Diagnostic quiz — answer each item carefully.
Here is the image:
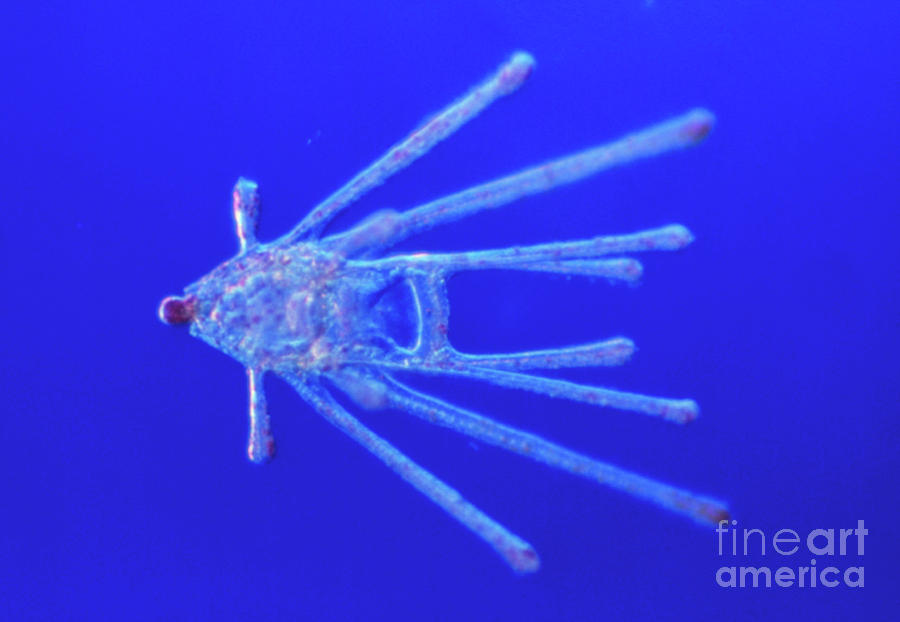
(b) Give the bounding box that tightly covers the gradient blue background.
[3,2,897,620]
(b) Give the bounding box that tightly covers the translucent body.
[159,52,728,572]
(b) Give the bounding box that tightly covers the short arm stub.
[247,368,275,463]
[233,177,261,253]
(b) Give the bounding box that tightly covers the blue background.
[3,1,897,620]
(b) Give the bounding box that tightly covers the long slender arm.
[354,224,693,272]
[353,370,728,526]
[328,109,713,252]
[344,224,693,280]
[283,375,540,573]
[354,253,645,282]
[287,52,536,241]
[353,338,636,371]
[443,337,636,370]
[372,359,699,424]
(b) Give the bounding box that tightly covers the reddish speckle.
[679,111,715,143]
[158,55,724,573]
[624,260,643,279]
[497,52,535,92]
[248,436,276,464]
[505,545,540,573]
[158,295,196,325]
[702,505,732,525]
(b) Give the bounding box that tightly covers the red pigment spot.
[625,261,642,279]
[508,546,540,573]
[158,295,196,325]
[704,506,732,525]
[499,57,533,90]
[680,114,714,142]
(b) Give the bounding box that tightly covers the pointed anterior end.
[680,108,716,143]
[157,295,196,325]
[497,51,536,93]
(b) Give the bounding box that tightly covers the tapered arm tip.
[680,108,715,143]
[499,52,536,93]
[503,542,541,574]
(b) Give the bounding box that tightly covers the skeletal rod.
[374,360,700,425]
[290,52,536,241]
[246,367,275,463]
[232,177,261,253]
[346,338,636,380]
[347,370,728,526]
[326,110,713,254]
[357,224,694,271]
[285,376,541,573]
[385,109,712,246]
[361,255,644,281]
[347,224,695,280]
[441,337,637,370]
